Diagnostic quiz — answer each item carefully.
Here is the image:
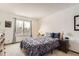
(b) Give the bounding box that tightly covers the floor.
[5,43,79,56]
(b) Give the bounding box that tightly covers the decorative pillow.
[44,32,51,37]
[51,32,60,39]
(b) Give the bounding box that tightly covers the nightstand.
[58,39,69,53]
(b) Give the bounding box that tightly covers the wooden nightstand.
[58,39,69,53]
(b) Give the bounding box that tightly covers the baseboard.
[69,49,79,54]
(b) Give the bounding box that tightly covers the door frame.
[13,18,32,43]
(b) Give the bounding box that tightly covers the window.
[16,20,23,35]
[24,21,31,36]
[15,19,31,36]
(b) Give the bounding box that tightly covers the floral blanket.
[20,36,59,56]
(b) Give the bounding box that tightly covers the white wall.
[0,10,39,44]
[32,19,41,37]
[39,5,79,52]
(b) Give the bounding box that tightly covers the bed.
[20,33,61,56]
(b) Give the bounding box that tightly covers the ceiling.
[0,3,78,19]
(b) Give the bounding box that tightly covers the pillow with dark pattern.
[51,33,60,39]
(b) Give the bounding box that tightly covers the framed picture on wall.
[5,21,12,28]
[74,15,79,31]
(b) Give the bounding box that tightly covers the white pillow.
[44,32,51,37]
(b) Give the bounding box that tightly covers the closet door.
[5,20,14,44]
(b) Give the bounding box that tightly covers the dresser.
[0,33,5,56]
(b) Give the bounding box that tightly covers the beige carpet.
[5,43,79,56]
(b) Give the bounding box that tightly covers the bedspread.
[20,36,59,56]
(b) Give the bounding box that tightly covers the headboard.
[60,32,64,40]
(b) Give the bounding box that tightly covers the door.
[14,19,32,42]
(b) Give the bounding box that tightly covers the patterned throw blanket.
[20,36,59,56]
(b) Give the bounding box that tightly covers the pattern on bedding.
[20,36,60,56]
